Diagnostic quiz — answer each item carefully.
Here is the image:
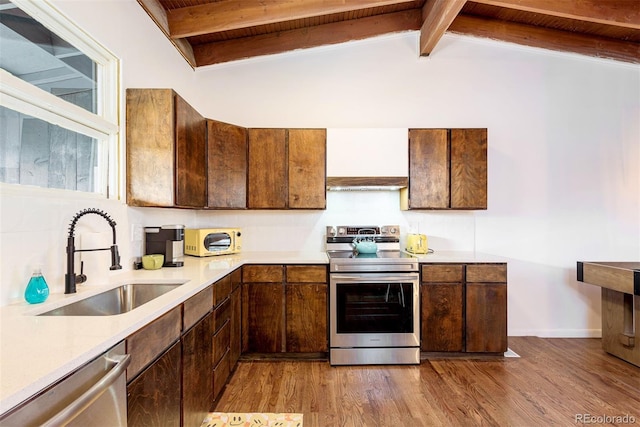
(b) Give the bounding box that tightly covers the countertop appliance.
[144,225,184,267]
[406,233,428,254]
[326,225,420,365]
[0,341,129,426]
[184,228,242,257]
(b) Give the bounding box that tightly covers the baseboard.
[508,329,601,338]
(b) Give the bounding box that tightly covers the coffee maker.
[144,225,184,267]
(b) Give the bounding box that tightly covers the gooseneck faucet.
[65,208,122,294]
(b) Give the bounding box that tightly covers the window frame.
[0,0,120,198]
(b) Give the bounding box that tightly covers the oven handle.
[331,274,418,282]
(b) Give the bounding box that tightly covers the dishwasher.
[0,341,130,427]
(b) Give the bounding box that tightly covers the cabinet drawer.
[183,286,213,331]
[214,297,231,332]
[421,264,464,283]
[213,319,230,367]
[212,349,230,400]
[286,265,327,283]
[466,264,507,283]
[243,265,284,283]
[230,268,242,290]
[126,306,181,381]
[214,275,232,307]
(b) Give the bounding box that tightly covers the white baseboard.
[508,329,601,338]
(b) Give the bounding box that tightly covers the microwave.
[184,228,242,257]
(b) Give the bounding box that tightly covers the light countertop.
[0,250,503,414]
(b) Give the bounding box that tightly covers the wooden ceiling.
[137,0,640,68]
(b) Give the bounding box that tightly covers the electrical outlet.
[131,224,143,241]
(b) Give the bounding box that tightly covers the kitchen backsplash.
[0,186,475,306]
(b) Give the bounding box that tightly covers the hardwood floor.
[214,337,640,426]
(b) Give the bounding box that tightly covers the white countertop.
[0,249,502,414]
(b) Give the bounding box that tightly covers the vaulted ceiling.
[137,0,640,68]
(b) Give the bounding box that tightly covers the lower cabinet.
[126,307,182,427]
[126,270,243,426]
[212,269,242,402]
[421,263,507,353]
[182,312,213,427]
[242,264,328,355]
[127,342,182,427]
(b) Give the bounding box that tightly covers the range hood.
[326,176,408,191]
[327,128,408,191]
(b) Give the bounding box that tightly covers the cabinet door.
[465,264,507,353]
[285,283,328,352]
[230,286,242,367]
[174,94,207,208]
[127,342,181,427]
[207,120,247,209]
[242,282,284,352]
[182,313,213,427]
[126,89,175,207]
[248,128,287,208]
[421,283,464,352]
[288,129,326,209]
[451,129,487,209]
[408,129,449,209]
[421,264,464,352]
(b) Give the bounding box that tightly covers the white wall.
[1,0,638,338]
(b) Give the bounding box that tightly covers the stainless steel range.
[326,225,420,365]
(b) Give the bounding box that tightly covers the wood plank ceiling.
[138,0,640,68]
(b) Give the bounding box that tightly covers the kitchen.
[0,0,639,426]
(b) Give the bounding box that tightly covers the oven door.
[330,272,420,348]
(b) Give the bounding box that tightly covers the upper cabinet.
[207,120,247,209]
[402,128,487,210]
[126,89,207,208]
[248,128,326,209]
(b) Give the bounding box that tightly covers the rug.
[201,412,303,427]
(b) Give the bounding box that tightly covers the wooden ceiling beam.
[193,9,422,66]
[136,0,196,68]
[167,0,418,39]
[449,14,640,64]
[472,0,640,29]
[419,0,467,56]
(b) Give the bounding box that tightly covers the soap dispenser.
[25,268,49,304]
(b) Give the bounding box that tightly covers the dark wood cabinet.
[247,128,326,209]
[229,269,242,366]
[242,264,328,355]
[212,270,241,402]
[182,313,213,427]
[126,88,206,208]
[127,342,181,427]
[465,264,508,353]
[285,265,328,353]
[288,129,326,209]
[248,128,287,209]
[207,119,247,209]
[420,263,507,354]
[242,265,284,353]
[421,264,464,352]
[402,128,487,210]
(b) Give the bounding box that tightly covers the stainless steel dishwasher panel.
[0,341,130,427]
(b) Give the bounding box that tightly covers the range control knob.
[337,227,346,236]
[326,226,337,237]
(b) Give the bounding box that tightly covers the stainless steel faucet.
[65,208,122,294]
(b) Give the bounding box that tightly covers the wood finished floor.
[214,337,640,426]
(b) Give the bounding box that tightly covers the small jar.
[25,269,50,304]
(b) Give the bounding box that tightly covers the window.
[0,0,119,197]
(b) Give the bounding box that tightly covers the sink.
[39,283,183,316]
